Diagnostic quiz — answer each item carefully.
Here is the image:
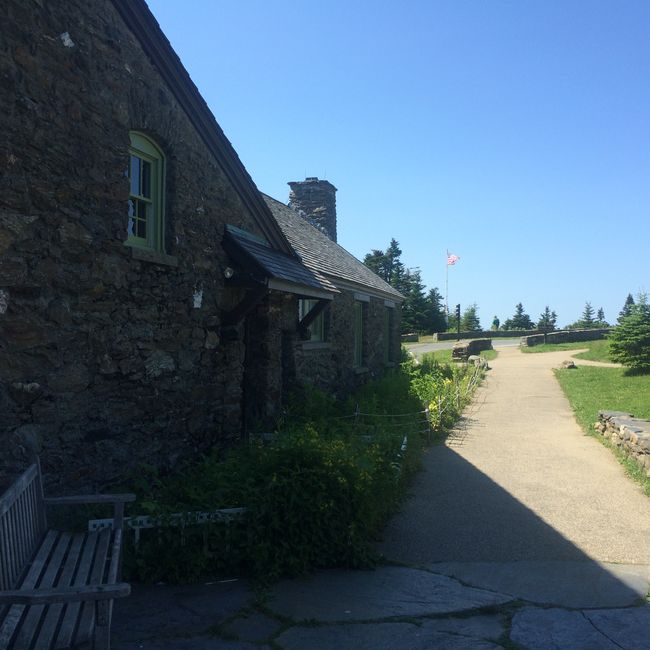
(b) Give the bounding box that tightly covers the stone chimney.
[288,177,338,242]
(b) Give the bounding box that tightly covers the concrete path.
[113,347,650,649]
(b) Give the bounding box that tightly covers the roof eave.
[110,0,294,256]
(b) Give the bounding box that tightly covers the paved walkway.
[113,348,650,649]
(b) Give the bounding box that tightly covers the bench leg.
[93,600,112,650]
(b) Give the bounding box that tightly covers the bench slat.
[0,530,58,648]
[15,532,72,648]
[55,528,110,649]
[34,533,84,648]
[76,528,112,646]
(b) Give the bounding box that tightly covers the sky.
[147,0,649,328]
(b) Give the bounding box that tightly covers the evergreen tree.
[424,287,447,333]
[537,306,557,331]
[508,303,534,330]
[595,307,609,327]
[461,303,481,331]
[362,238,405,286]
[610,295,650,371]
[580,301,595,328]
[618,293,635,323]
[400,268,429,332]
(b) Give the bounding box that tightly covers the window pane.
[137,214,147,238]
[127,216,135,237]
[130,155,140,196]
[141,160,151,198]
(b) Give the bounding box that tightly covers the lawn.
[555,365,650,494]
[523,339,611,362]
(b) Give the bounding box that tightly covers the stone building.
[0,0,402,490]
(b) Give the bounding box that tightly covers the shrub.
[122,360,485,584]
[609,301,650,371]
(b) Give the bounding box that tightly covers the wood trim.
[110,0,294,256]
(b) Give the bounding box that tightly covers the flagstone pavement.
[113,347,650,649]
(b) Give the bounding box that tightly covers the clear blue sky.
[147,0,649,327]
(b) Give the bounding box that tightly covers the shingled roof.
[263,195,403,302]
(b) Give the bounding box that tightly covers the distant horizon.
[147,0,649,327]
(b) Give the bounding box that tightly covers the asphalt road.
[406,337,522,358]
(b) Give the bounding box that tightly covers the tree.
[504,303,534,330]
[537,306,557,331]
[400,268,429,333]
[609,295,650,371]
[362,238,404,286]
[618,293,635,324]
[461,303,481,331]
[424,287,447,333]
[580,301,596,328]
[595,307,609,327]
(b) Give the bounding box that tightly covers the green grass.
[555,365,650,494]
[522,339,611,362]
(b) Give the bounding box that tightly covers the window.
[127,132,164,251]
[298,299,325,342]
[384,307,394,362]
[353,301,364,367]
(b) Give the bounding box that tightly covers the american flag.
[447,253,460,266]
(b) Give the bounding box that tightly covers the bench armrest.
[0,583,131,605]
[44,494,136,506]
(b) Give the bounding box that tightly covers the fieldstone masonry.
[288,178,338,242]
[595,411,650,476]
[0,0,276,490]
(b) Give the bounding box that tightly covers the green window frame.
[353,301,364,367]
[384,307,394,363]
[299,299,325,342]
[127,132,165,251]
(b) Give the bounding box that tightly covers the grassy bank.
[555,365,650,494]
[523,339,610,362]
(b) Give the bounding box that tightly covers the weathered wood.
[0,583,130,605]
[44,493,136,505]
[0,462,132,649]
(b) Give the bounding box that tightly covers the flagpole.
[445,249,449,323]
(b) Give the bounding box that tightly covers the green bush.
[123,361,484,584]
[609,302,650,372]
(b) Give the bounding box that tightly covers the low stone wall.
[595,411,650,476]
[452,338,492,360]
[435,330,539,341]
[522,329,610,347]
[401,333,419,343]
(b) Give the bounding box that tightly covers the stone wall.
[451,339,493,360]
[0,0,273,490]
[522,329,610,347]
[595,411,650,476]
[435,330,542,341]
[292,292,400,395]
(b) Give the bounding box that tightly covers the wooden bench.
[0,461,135,649]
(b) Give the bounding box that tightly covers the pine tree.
[610,296,650,371]
[537,306,557,331]
[509,303,534,329]
[618,293,635,323]
[424,287,447,333]
[461,303,481,331]
[580,302,595,328]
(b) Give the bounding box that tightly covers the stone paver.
[268,566,512,622]
[430,560,650,608]
[277,620,503,650]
